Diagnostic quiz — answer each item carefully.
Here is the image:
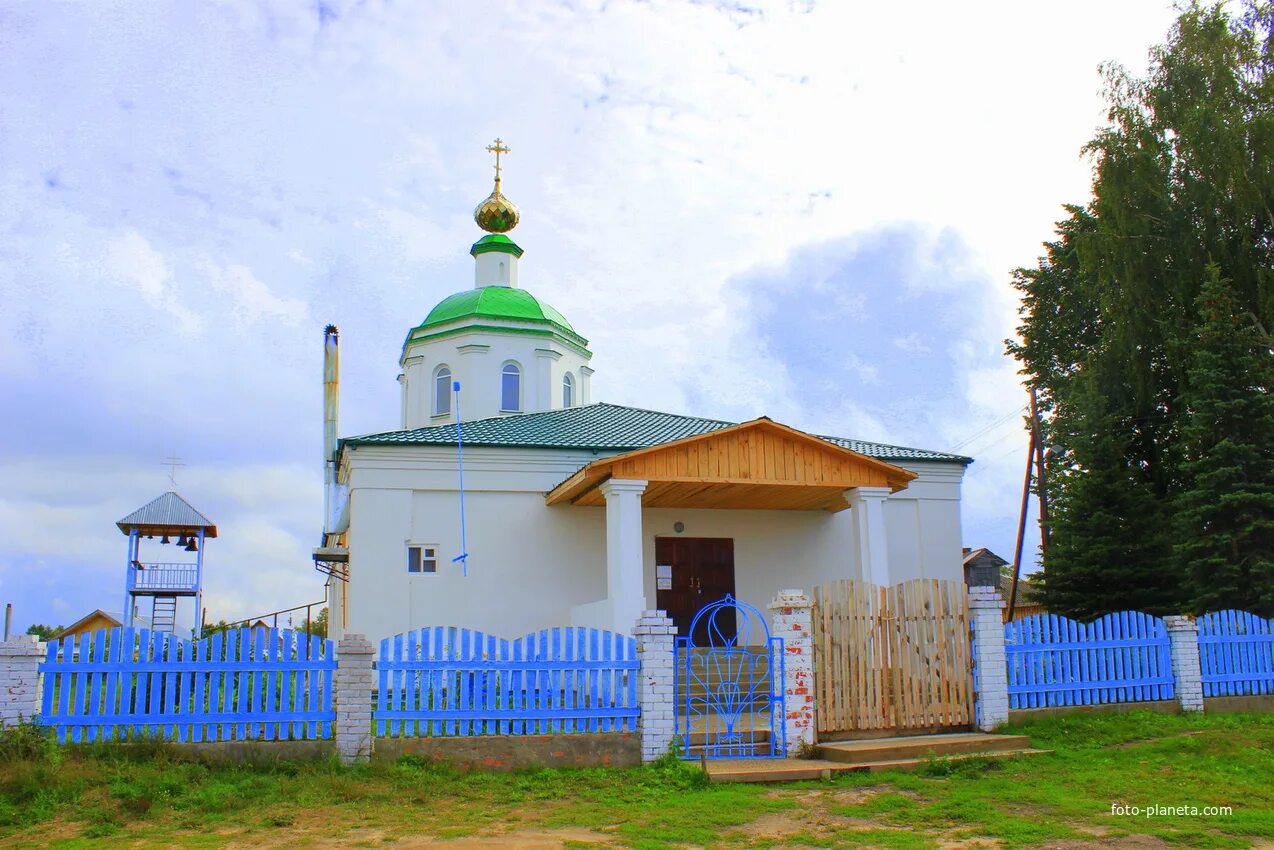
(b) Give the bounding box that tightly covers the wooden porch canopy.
[545,418,917,512]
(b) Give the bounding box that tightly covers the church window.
[501,363,521,412]
[434,366,452,416]
[407,545,438,574]
[562,372,574,408]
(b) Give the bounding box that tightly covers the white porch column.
[601,478,648,633]
[847,486,892,585]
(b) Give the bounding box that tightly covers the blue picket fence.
[1198,610,1274,697]
[375,626,639,737]
[38,627,336,743]
[1004,612,1175,709]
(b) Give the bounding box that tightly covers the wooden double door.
[655,537,736,644]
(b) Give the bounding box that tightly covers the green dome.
[421,287,575,333]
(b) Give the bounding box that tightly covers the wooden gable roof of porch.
[544,417,917,513]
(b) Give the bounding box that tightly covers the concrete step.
[706,747,1048,783]
[816,732,1032,765]
[684,729,770,747]
[686,742,775,758]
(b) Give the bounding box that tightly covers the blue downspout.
[451,380,469,576]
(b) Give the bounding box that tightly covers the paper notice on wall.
[656,564,672,590]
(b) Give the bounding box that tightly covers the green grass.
[1,711,1272,848]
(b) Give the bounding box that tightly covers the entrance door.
[655,537,736,644]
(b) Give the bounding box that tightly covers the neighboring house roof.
[962,547,1009,568]
[343,402,974,465]
[962,546,1042,602]
[117,491,218,537]
[56,609,152,639]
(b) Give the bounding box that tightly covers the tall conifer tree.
[1174,268,1274,616]
[1008,3,1274,617]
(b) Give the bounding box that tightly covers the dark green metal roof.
[343,403,973,464]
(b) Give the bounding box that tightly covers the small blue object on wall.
[452,380,470,576]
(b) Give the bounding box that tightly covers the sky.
[0,0,1185,632]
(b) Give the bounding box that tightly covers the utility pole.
[1029,386,1051,553]
[1008,386,1050,620]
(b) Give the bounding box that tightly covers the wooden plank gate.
[812,579,974,735]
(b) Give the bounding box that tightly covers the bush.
[0,721,60,766]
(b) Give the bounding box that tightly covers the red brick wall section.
[770,589,814,755]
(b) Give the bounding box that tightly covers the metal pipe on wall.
[323,324,340,535]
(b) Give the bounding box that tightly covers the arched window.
[501,362,521,412]
[434,366,452,416]
[562,372,574,408]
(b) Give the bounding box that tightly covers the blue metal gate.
[676,595,785,759]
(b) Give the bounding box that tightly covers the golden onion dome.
[473,178,520,233]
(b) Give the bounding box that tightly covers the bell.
[175,534,187,547]
[184,536,199,552]
[161,534,171,545]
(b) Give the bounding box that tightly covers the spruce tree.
[1037,367,1178,618]
[1174,268,1274,616]
[1007,3,1274,617]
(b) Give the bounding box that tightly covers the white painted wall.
[399,330,591,428]
[336,445,967,644]
[474,250,518,288]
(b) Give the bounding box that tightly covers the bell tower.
[118,491,216,637]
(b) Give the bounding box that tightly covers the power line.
[947,405,1027,453]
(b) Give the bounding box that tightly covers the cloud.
[103,232,182,310]
[0,0,1177,627]
[198,259,308,327]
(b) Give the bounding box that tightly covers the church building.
[322,141,972,645]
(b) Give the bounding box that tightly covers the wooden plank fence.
[375,626,639,737]
[38,627,335,743]
[813,579,974,734]
[1198,610,1274,697]
[1004,612,1174,709]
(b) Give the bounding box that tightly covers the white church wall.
[340,445,966,643]
[343,445,607,643]
[346,489,606,643]
[640,508,860,616]
[881,461,964,582]
[400,330,590,428]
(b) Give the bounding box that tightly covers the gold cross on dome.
[486,138,510,181]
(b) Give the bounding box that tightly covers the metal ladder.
[151,596,178,633]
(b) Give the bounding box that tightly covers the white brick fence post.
[334,634,375,764]
[1165,615,1204,712]
[0,636,45,729]
[770,589,814,756]
[634,610,677,763]
[969,587,1009,731]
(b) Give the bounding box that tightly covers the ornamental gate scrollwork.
[675,595,785,759]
